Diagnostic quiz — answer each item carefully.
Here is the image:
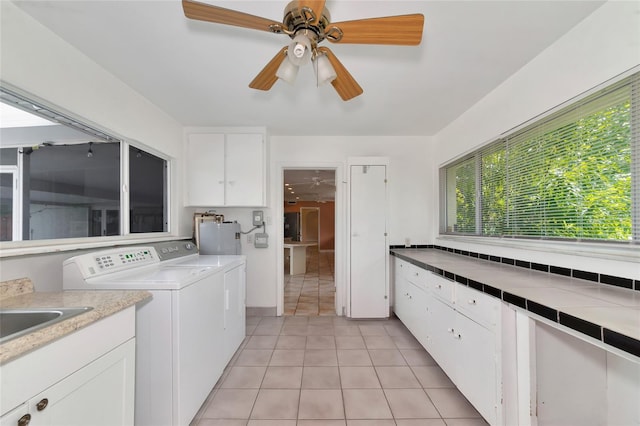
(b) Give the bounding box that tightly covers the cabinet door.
[455,313,497,425]
[394,267,409,324]
[349,164,388,318]
[224,264,246,364]
[225,134,265,206]
[186,133,225,206]
[29,339,135,426]
[408,283,429,348]
[426,296,458,379]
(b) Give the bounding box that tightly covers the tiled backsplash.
[389,245,639,292]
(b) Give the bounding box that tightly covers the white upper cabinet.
[185,130,266,207]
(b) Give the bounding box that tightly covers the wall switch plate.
[252,210,264,226]
[254,233,268,248]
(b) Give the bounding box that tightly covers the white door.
[349,164,388,318]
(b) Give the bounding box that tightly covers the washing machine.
[63,241,246,426]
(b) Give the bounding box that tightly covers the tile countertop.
[0,278,151,364]
[391,248,640,358]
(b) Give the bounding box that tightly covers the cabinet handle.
[447,327,454,333]
[414,272,419,276]
[454,333,462,340]
[36,398,48,411]
[468,299,477,305]
[408,295,412,299]
[18,414,31,426]
[436,284,442,290]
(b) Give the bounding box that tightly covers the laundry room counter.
[0,277,150,364]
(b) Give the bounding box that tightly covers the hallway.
[284,246,336,316]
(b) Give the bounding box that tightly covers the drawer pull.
[454,333,462,340]
[447,327,454,333]
[18,414,31,426]
[468,299,477,305]
[36,398,48,411]
[436,284,442,290]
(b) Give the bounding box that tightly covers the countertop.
[391,248,640,358]
[0,278,151,364]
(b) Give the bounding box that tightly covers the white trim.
[436,234,640,264]
[0,166,21,241]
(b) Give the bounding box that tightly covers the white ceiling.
[13,0,605,137]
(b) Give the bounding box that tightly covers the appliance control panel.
[64,247,160,278]
[154,240,198,261]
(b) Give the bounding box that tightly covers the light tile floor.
[284,246,335,316]
[191,315,488,425]
[190,245,488,425]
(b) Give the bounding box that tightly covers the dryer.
[63,241,246,426]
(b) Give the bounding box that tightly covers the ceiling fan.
[289,176,335,188]
[182,0,425,101]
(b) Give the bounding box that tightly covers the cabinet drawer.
[405,263,429,290]
[455,284,500,329]
[429,273,455,304]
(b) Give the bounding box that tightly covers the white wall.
[432,1,640,278]
[0,2,188,288]
[245,136,434,309]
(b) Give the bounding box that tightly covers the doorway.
[300,207,319,243]
[279,167,340,316]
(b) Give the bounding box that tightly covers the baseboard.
[246,306,277,317]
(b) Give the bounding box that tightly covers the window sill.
[436,235,639,264]
[0,234,189,259]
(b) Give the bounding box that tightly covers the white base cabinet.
[0,308,136,426]
[393,257,501,426]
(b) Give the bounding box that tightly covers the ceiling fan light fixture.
[313,52,337,86]
[276,53,299,85]
[287,33,312,66]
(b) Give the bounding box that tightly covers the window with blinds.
[441,70,638,244]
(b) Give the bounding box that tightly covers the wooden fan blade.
[327,14,424,45]
[182,0,281,33]
[249,47,287,91]
[297,0,325,25]
[318,47,363,101]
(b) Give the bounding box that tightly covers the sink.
[0,307,93,344]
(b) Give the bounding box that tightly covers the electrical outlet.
[247,234,254,244]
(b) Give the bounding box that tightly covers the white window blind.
[442,71,638,244]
